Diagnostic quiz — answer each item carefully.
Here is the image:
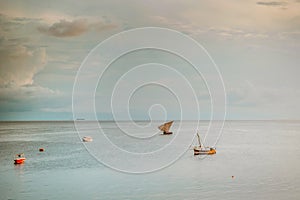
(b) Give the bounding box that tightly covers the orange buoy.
[39,148,44,152]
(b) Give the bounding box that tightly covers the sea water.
[0,121,299,200]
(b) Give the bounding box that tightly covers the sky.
[0,0,299,120]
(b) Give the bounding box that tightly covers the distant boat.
[82,136,93,142]
[14,153,26,164]
[158,121,174,135]
[193,132,216,155]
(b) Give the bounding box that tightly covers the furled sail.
[196,132,203,148]
[158,121,174,133]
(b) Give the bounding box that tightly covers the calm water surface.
[0,121,299,200]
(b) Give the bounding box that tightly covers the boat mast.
[197,132,202,148]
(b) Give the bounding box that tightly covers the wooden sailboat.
[158,121,174,135]
[193,132,216,155]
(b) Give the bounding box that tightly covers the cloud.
[0,84,63,112]
[279,31,300,40]
[0,42,66,112]
[38,19,89,37]
[256,1,288,6]
[0,43,46,87]
[38,18,117,37]
[228,81,300,114]
[40,106,71,113]
[228,81,292,107]
[0,29,66,114]
[151,16,271,40]
[151,16,270,40]
[208,27,266,39]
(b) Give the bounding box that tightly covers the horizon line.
[0,119,299,122]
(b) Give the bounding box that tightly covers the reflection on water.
[0,121,300,200]
[14,163,25,175]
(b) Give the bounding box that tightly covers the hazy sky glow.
[0,0,299,120]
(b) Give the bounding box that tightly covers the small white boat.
[82,136,93,142]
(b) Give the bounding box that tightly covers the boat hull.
[163,131,173,135]
[194,148,216,155]
[14,158,26,164]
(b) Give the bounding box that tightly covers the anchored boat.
[82,136,93,142]
[193,132,216,155]
[158,121,174,135]
[14,153,26,164]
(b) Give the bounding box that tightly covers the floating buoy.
[39,148,44,152]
